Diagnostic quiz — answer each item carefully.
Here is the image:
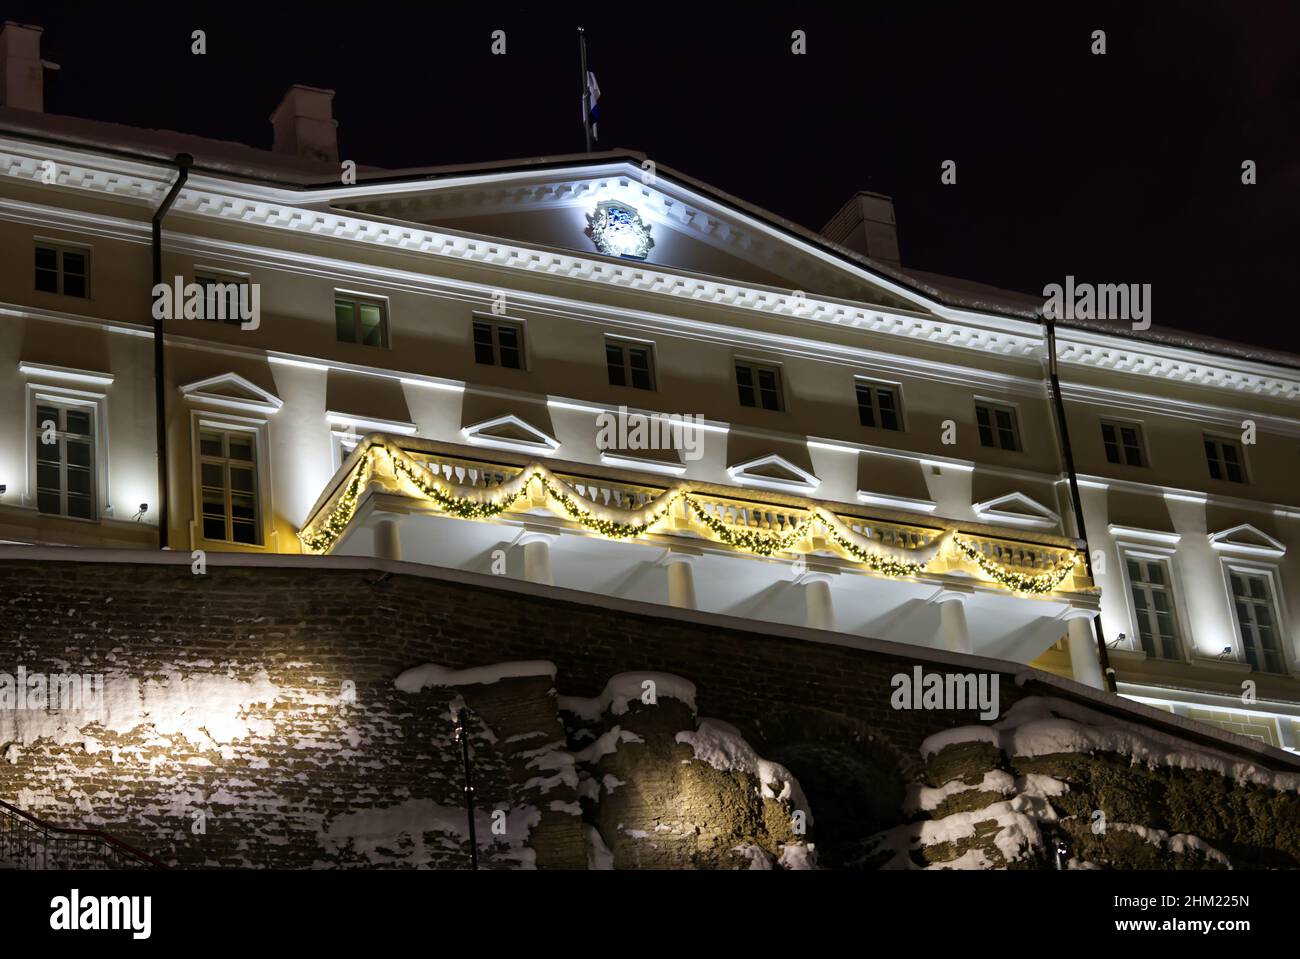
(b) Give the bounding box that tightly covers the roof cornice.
[3,137,1298,400]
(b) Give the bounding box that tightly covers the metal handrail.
[0,798,168,870]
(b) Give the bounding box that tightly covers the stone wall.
[0,550,1296,868]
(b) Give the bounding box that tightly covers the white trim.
[726,454,821,495]
[548,397,729,433]
[1114,548,1190,663]
[972,491,1060,529]
[598,452,687,476]
[461,414,561,455]
[1217,556,1292,676]
[188,408,276,552]
[18,362,115,386]
[325,411,418,436]
[1107,524,1182,547]
[1209,523,1287,559]
[178,372,283,416]
[25,384,113,520]
[856,490,938,513]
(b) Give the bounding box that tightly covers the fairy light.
[298,443,1082,594]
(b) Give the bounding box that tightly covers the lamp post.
[454,707,479,870]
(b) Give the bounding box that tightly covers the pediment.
[462,413,560,456]
[179,373,282,415]
[972,491,1060,530]
[1209,524,1286,557]
[727,454,820,495]
[330,161,926,311]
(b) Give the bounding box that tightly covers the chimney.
[270,84,338,164]
[0,21,58,112]
[820,191,901,267]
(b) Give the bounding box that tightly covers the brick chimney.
[270,84,338,164]
[821,191,901,267]
[0,21,58,112]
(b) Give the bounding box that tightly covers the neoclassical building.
[2,23,1297,753]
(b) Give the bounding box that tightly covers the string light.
[298,442,1081,594]
[950,535,1078,594]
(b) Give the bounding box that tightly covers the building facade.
[2,23,1298,753]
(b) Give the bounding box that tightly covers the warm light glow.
[588,201,654,260]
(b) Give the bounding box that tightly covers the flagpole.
[579,26,592,152]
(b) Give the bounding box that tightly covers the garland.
[950,535,1078,595]
[297,442,1079,594]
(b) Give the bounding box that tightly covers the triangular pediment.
[179,373,282,415]
[1209,524,1286,557]
[972,491,1060,529]
[329,161,927,311]
[727,454,820,494]
[462,413,560,455]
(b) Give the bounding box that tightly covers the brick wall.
[0,552,1294,868]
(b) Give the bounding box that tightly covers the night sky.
[10,2,1299,354]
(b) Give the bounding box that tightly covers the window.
[35,243,90,298]
[1204,436,1246,483]
[472,319,524,369]
[335,295,388,347]
[736,362,783,411]
[198,428,261,545]
[606,340,655,390]
[1101,421,1146,467]
[975,402,1021,451]
[1230,571,1283,673]
[856,382,902,431]
[34,402,96,519]
[1126,558,1181,660]
[196,273,250,325]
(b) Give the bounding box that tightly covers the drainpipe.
[1043,315,1117,692]
[150,154,193,550]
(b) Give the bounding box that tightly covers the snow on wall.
[676,718,811,815]
[394,661,557,694]
[922,695,1300,793]
[558,672,698,720]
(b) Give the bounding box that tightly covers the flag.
[587,71,601,141]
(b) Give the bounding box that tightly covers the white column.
[932,589,972,654]
[374,517,402,562]
[1063,607,1106,690]
[662,552,698,610]
[799,572,836,631]
[517,531,556,586]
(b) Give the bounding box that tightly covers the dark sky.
[12,1,1300,354]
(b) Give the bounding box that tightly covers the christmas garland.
[297,441,1079,594]
[950,534,1078,595]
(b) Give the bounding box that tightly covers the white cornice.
[3,140,1299,400]
[1057,330,1300,400]
[179,372,282,415]
[727,454,821,495]
[0,140,1047,361]
[325,411,418,436]
[18,362,114,386]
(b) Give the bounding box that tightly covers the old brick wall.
[0,553,1295,868]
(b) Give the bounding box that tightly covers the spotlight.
[1217,646,1234,659]
[0,484,6,495]
[133,503,148,521]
